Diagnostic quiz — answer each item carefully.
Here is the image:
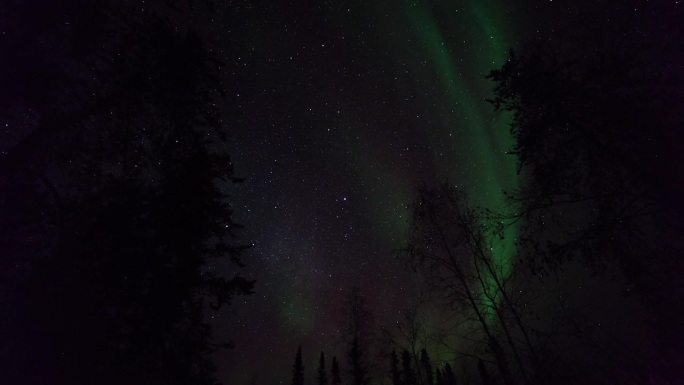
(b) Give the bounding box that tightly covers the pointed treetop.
[318,351,329,385]
[291,346,304,385]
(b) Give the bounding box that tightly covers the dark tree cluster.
[0,1,253,384]
[286,288,376,385]
[389,348,457,385]
[289,348,341,385]
[486,1,684,382]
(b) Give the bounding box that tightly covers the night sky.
[4,1,683,384]
[199,1,559,383]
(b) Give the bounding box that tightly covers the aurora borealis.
[4,0,683,383]
[208,1,540,383]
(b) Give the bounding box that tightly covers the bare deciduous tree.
[402,183,543,385]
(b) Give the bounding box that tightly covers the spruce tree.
[443,363,457,385]
[391,350,402,385]
[341,288,373,385]
[420,349,434,385]
[348,337,369,385]
[401,349,416,385]
[331,356,342,385]
[318,352,329,385]
[477,359,489,385]
[291,346,304,385]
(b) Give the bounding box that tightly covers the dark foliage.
[318,351,329,385]
[442,363,457,385]
[401,349,416,385]
[420,349,434,385]
[291,346,305,385]
[0,1,253,384]
[391,349,402,385]
[331,356,342,385]
[348,337,370,385]
[477,360,491,385]
[341,287,374,385]
[486,2,683,381]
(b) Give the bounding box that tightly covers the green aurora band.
[401,1,520,318]
[282,0,524,342]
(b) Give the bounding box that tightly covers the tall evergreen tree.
[477,360,490,385]
[291,346,304,385]
[348,337,369,385]
[318,352,329,385]
[435,368,443,385]
[341,288,374,385]
[420,349,434,385]
[0,1,253,384]
[391,349,402,385]
[331,356,342,385]
[442,363,457,385]
[401,349,416,385]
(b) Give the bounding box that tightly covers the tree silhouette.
[402,184,533,385]
[292,346,304,385]
[477,360,491,385]
[340,287,374,385]
[401,349,417,385]
[389,308,431,385]
[486,2,684,382]
[435,367,443,385]
[331,356,342,385]
[291,346,305,385]
[391,350,403,385]
[0,1,253,384]
[420,349,434,385]
[349,337,370,385]
[318,351,329,385]
[442,363,457,385]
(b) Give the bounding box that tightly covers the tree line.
[283,287,504,385]
[289,347,462,385]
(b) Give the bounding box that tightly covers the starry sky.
[196,1,567,383]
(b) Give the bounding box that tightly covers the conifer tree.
[401,349,416,385]
[341,288,373,385]
[318,352,329,385]
[391,350,402,385]
[435,367,443,385]
[477,359,490,385]
[331,356,342,385]
[420,349,434,385]
[291,346,304,385]
[348,337,369,385]
[0,2,254,384]
[443,363,457,385]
